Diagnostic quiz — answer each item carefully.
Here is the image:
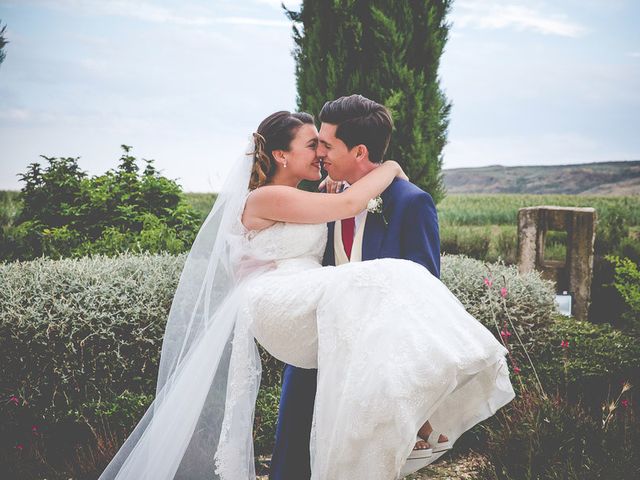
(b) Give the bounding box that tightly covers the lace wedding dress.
[97,150,515,480]
[233,214,516,479]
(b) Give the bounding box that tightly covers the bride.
[98,111,515,480]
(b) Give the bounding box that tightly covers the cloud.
[627,52,640,58]
[217,17,290,27]
[0,108,31,122]
[453,1,588,37]
[20,0,293,28]
[255,0,302,10]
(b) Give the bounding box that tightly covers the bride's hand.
[383,160,409,182]
[318,175,346,194]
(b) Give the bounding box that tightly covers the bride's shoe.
[407,435,433,459]
[425,430,452,453]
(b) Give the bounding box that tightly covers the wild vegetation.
[1,252,636,478]
[1,146,638,477]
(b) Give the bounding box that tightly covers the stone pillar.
[517,206,597,321]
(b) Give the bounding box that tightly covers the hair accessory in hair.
[253,132,266,144]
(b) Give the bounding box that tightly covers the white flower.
[367,195,383,214]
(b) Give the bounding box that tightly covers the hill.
[442,160,640,195]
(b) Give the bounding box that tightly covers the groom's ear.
[353,144,369,162]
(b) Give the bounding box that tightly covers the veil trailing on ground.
[98,139,266,479]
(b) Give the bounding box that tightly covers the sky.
[0,0,639,192]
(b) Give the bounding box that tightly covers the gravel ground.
[405,451,497,479]
[256,451,497,479]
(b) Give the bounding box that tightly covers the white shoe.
[407,435,433,459]
[426,429,452,453]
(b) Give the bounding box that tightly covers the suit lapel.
[362,213,384,261]
[362,183,396,261]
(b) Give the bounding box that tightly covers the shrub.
[482,382,638,480]
[589,253,640,329]
[0,252,560,471]
[1,146,201,262]
[594,209,629,255]
[440,226,492,260]
[522,315,640,414]
[254,385,282,456]
[605,255,640,332]
[494,227,517,264]
[440,253,558,332]
[0,253,184,426]
[0,190,21,227]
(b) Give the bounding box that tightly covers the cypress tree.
[285,1,452,203]
[0,20,8,67]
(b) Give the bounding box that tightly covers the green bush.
[0,253,184,429]
[605,255,640,332]
[594,209,630,255]
[440,253,558,332]
[495,227,517,264]
[0,146,201,262]
[441,225,492,260]
[483,384,638,480]
[254,385,282,456]
[589,252,640,329]
[0,252,558,463]
[3,251,638,473]
[440,225,524,265]
[0,190,21,227]
[522,315,640,411]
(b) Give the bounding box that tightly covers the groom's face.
[317,123,357,183]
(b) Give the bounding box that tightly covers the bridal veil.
[98,139,265,479]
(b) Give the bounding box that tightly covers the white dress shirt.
[342,183,367,240]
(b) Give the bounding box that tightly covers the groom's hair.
[319,94,393,163]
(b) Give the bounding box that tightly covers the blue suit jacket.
[269,178,440,480]
[322,178,440,278]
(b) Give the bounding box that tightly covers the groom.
[269,94,441,480]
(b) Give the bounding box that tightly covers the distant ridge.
[442,160,640,195]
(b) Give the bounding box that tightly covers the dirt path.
[256,451,496,479]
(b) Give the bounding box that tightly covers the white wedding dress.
[97,151,515,480]
[235,215,516,479]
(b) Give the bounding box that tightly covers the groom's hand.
[318,175,345,194]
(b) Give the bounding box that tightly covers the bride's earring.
[284,160,288,168]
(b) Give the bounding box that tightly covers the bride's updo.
[249,110,314,190]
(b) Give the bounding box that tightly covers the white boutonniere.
[367,195,388,226]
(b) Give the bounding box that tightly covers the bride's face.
[284,123,321,181]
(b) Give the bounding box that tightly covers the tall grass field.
[2,190,638,265]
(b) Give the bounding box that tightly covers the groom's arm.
[400,191,441,279]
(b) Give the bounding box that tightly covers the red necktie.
[341,216,355,260]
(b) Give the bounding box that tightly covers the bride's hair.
[249,110,314,190]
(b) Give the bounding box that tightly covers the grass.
[2,191,638,266]
[437,193,640,226]
[3,190,638,229]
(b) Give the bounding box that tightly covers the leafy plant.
[605,255,640,331]
[2,146,201,262]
